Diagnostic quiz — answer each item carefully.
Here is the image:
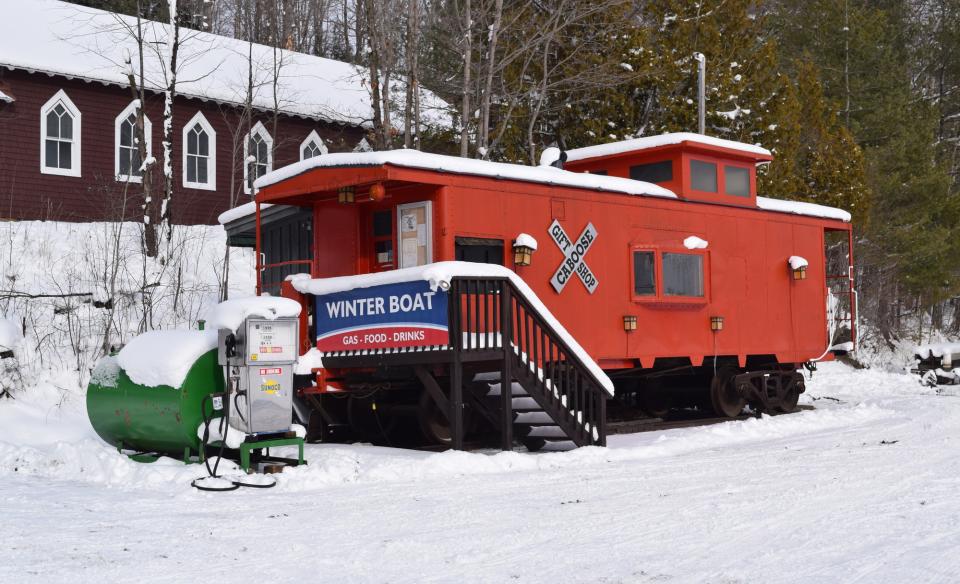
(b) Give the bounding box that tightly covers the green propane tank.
[86,330,225,458]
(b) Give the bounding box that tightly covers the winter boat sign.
[314,280,449,352]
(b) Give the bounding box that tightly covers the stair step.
[514,411,552,424]
[487,381,528,397]
[525,425,567,438]
[511,397,540,410]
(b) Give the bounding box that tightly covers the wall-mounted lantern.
[623,315,638,332]
[512,233,538,267]
[369,182,386,202]
[338,186,355,204]
[789,256,808,280]
[710,316,724,332]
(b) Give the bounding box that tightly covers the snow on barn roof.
[254,149,679,198]
[565,132,772,162]
[0,90,13,103]
[0,0,448,128]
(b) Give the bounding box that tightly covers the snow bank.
[757,197,851,222]
[116,330,218,388]
[789,255,809,270]
[218,202,273,225]
[565,132,772,162]
[205,296,302,332]
[254,150,677,201]
[514,233,538,250]
[289,262,615,395]
[0,317,23,351]
[914,342,960,361]
[683,236,708,250]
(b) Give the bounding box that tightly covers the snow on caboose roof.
[756,197,851,222]
[564,132,772,162]
[0,0,449,128]
[253,149,679,198]
[287,262,615,395]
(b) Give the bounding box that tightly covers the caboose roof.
[243,148,849,224]
[253,150,679,198]
[565,132,772,164]
[0,0,448,128]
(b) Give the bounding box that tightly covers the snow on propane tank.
[86,297,302,458]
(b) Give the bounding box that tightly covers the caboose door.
[397,201,433,268]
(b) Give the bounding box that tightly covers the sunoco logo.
[548,219,598,294]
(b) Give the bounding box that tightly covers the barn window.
[690,160,718,193]
[244,121,273,194]
[115,101,151,183]
[632,251,656,296]
[630,161,672,183]
[182,112,216,190]
[40,90,81,177]
[725,165,750,197]
[300,130,328,161]
[662,252,704,297]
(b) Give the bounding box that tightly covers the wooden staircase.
[322,274,611,450]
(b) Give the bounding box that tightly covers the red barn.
[226,133,855,450]
[0,0,450,224]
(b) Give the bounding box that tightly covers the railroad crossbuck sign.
[549,219,599,294]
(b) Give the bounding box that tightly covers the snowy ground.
[2,362,959,583]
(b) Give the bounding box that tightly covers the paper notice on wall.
[401,213,417,232]
[416,224,426,245]
[402,238,419,267]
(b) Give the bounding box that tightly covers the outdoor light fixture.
[710,316,724,332]
[789,256,808,281]
[623,315,638,332]
[338,186,355,204]
[369,182,386,202]
[512,234,537,266]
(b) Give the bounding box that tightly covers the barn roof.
[0,0,449,128]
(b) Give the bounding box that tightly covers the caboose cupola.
[564,132,772,208]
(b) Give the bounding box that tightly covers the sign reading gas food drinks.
[314,280,449,352]
[548,219,599,294]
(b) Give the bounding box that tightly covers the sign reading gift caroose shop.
[314,280,449,352]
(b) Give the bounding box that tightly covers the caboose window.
[725,165,750,197]
[690,160,718,192]
[662,253,704,297]
[630,161,672,184]
[633,251,656,296]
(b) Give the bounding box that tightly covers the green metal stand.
[238,436,306,473]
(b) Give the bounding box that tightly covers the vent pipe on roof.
[693,52,706,135]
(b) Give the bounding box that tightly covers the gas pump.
[193,315,305,492]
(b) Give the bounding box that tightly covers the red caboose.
[224,133,855,450]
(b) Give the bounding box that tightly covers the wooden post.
[500,282,513,450]
[449,279,464,450]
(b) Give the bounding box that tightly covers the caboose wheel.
[638,385,670,419]
[710,368,745,418]
[417,388,452,444]
[777,384,800,413]
[522,438,546,452]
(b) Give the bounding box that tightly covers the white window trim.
[243,121,274,194]
[114,101,152,184]
[299,129,328,161]
[181,111,217,191]
[40,89,81,177]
